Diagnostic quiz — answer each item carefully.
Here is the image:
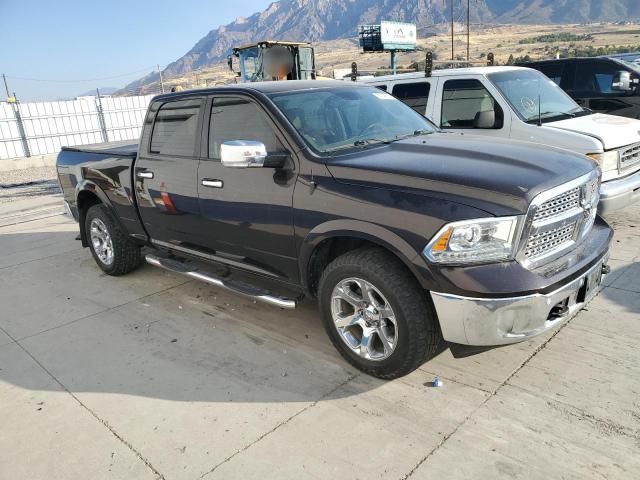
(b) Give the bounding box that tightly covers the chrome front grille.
[533,187,580,222]
[620,143,640,171]
[524,222,577,258]
[518,172,600,268]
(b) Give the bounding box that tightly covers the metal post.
[95,88,109,143]
[157,65,165,94]
[467,0,470,62]
[11,93,31,158]
[2,74,10,99]
[451,0,454,61]
[390,50,397,75]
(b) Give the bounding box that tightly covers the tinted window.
[150,99,202,156]
[392,82,430,113]
[536,63,565,86]
[441,79,502,129]
[375,85,387,92]
[209,97,281,159]
[574,61,620,94]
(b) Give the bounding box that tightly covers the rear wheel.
[85,204,142,276]
[318,248,442,379]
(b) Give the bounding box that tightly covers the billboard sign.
[380,21,416,49]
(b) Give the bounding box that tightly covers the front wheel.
[318,248,442,379]
[85,204,142,276]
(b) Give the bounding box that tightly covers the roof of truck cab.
[360,66,530,83]
[151,80,364,102]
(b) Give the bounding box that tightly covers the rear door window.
[150,99,202,156]
[392,82,430,113]
[441,79,502,129]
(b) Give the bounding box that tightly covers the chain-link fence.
[0,94,154,160]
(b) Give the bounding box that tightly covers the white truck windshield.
[488,70,589,124]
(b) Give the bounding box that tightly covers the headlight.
[586,151,619,173]
[424,217,521,264]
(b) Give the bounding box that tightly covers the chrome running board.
[145,254,296,310]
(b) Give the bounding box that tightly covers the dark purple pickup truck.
[56,81,611,379]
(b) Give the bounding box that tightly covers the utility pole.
[451,0,454,61]
[467,0,470,62]
[2,74,10,99]
[157,64,165,94]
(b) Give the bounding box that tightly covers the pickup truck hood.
[547,113,640,150]
[325,133,596,216]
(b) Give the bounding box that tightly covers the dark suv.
[523,57,640,119]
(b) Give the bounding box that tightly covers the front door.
[433,77,508,138]
[134,97,204,248]
[196,96,299,282]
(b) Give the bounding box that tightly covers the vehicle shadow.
[3,226,634,405]
[0,228,456,404]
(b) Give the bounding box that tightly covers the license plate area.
[577,261,604,303]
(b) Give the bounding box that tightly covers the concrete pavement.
[0,203,638,479]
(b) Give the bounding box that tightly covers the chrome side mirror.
[612,71,632,92]
[220,140,267,168]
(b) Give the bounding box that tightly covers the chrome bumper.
[431,255,609,346]
[599,169,640,215]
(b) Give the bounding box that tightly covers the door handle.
[202,179,223,188]
[137,171,154,179]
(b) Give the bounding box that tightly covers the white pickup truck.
[356,66,640,215]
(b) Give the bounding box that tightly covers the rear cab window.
[150,98,203,156]
[391,82,430,113]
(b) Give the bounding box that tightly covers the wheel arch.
[300,220,433,298]
[75,181,116,248]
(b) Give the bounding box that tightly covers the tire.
[85,204,142,276]
[318,248,442,379]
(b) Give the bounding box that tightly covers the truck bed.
[61,140,138,157]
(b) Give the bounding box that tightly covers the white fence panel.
[0,94,154,160]
[0,103,25,159]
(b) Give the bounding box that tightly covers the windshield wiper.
[526,111,575,123]
[353,138,391,147]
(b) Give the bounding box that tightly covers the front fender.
[299,219,436,292]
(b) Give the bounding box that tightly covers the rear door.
[134,97,204,247]
[196,95,299,282]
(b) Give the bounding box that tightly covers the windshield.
[268,86,437,154]
[488,69,588,124]
[239,47,262,82]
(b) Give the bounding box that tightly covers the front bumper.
[599,169,640,215]
[431,253,609,346]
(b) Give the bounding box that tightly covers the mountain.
[78,87,118,97]
[122,0,640,90]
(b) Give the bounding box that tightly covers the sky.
[0,0,273,101]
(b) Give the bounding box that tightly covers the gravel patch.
[0,166,60,205]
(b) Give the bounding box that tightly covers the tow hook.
[602,264,611,275]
